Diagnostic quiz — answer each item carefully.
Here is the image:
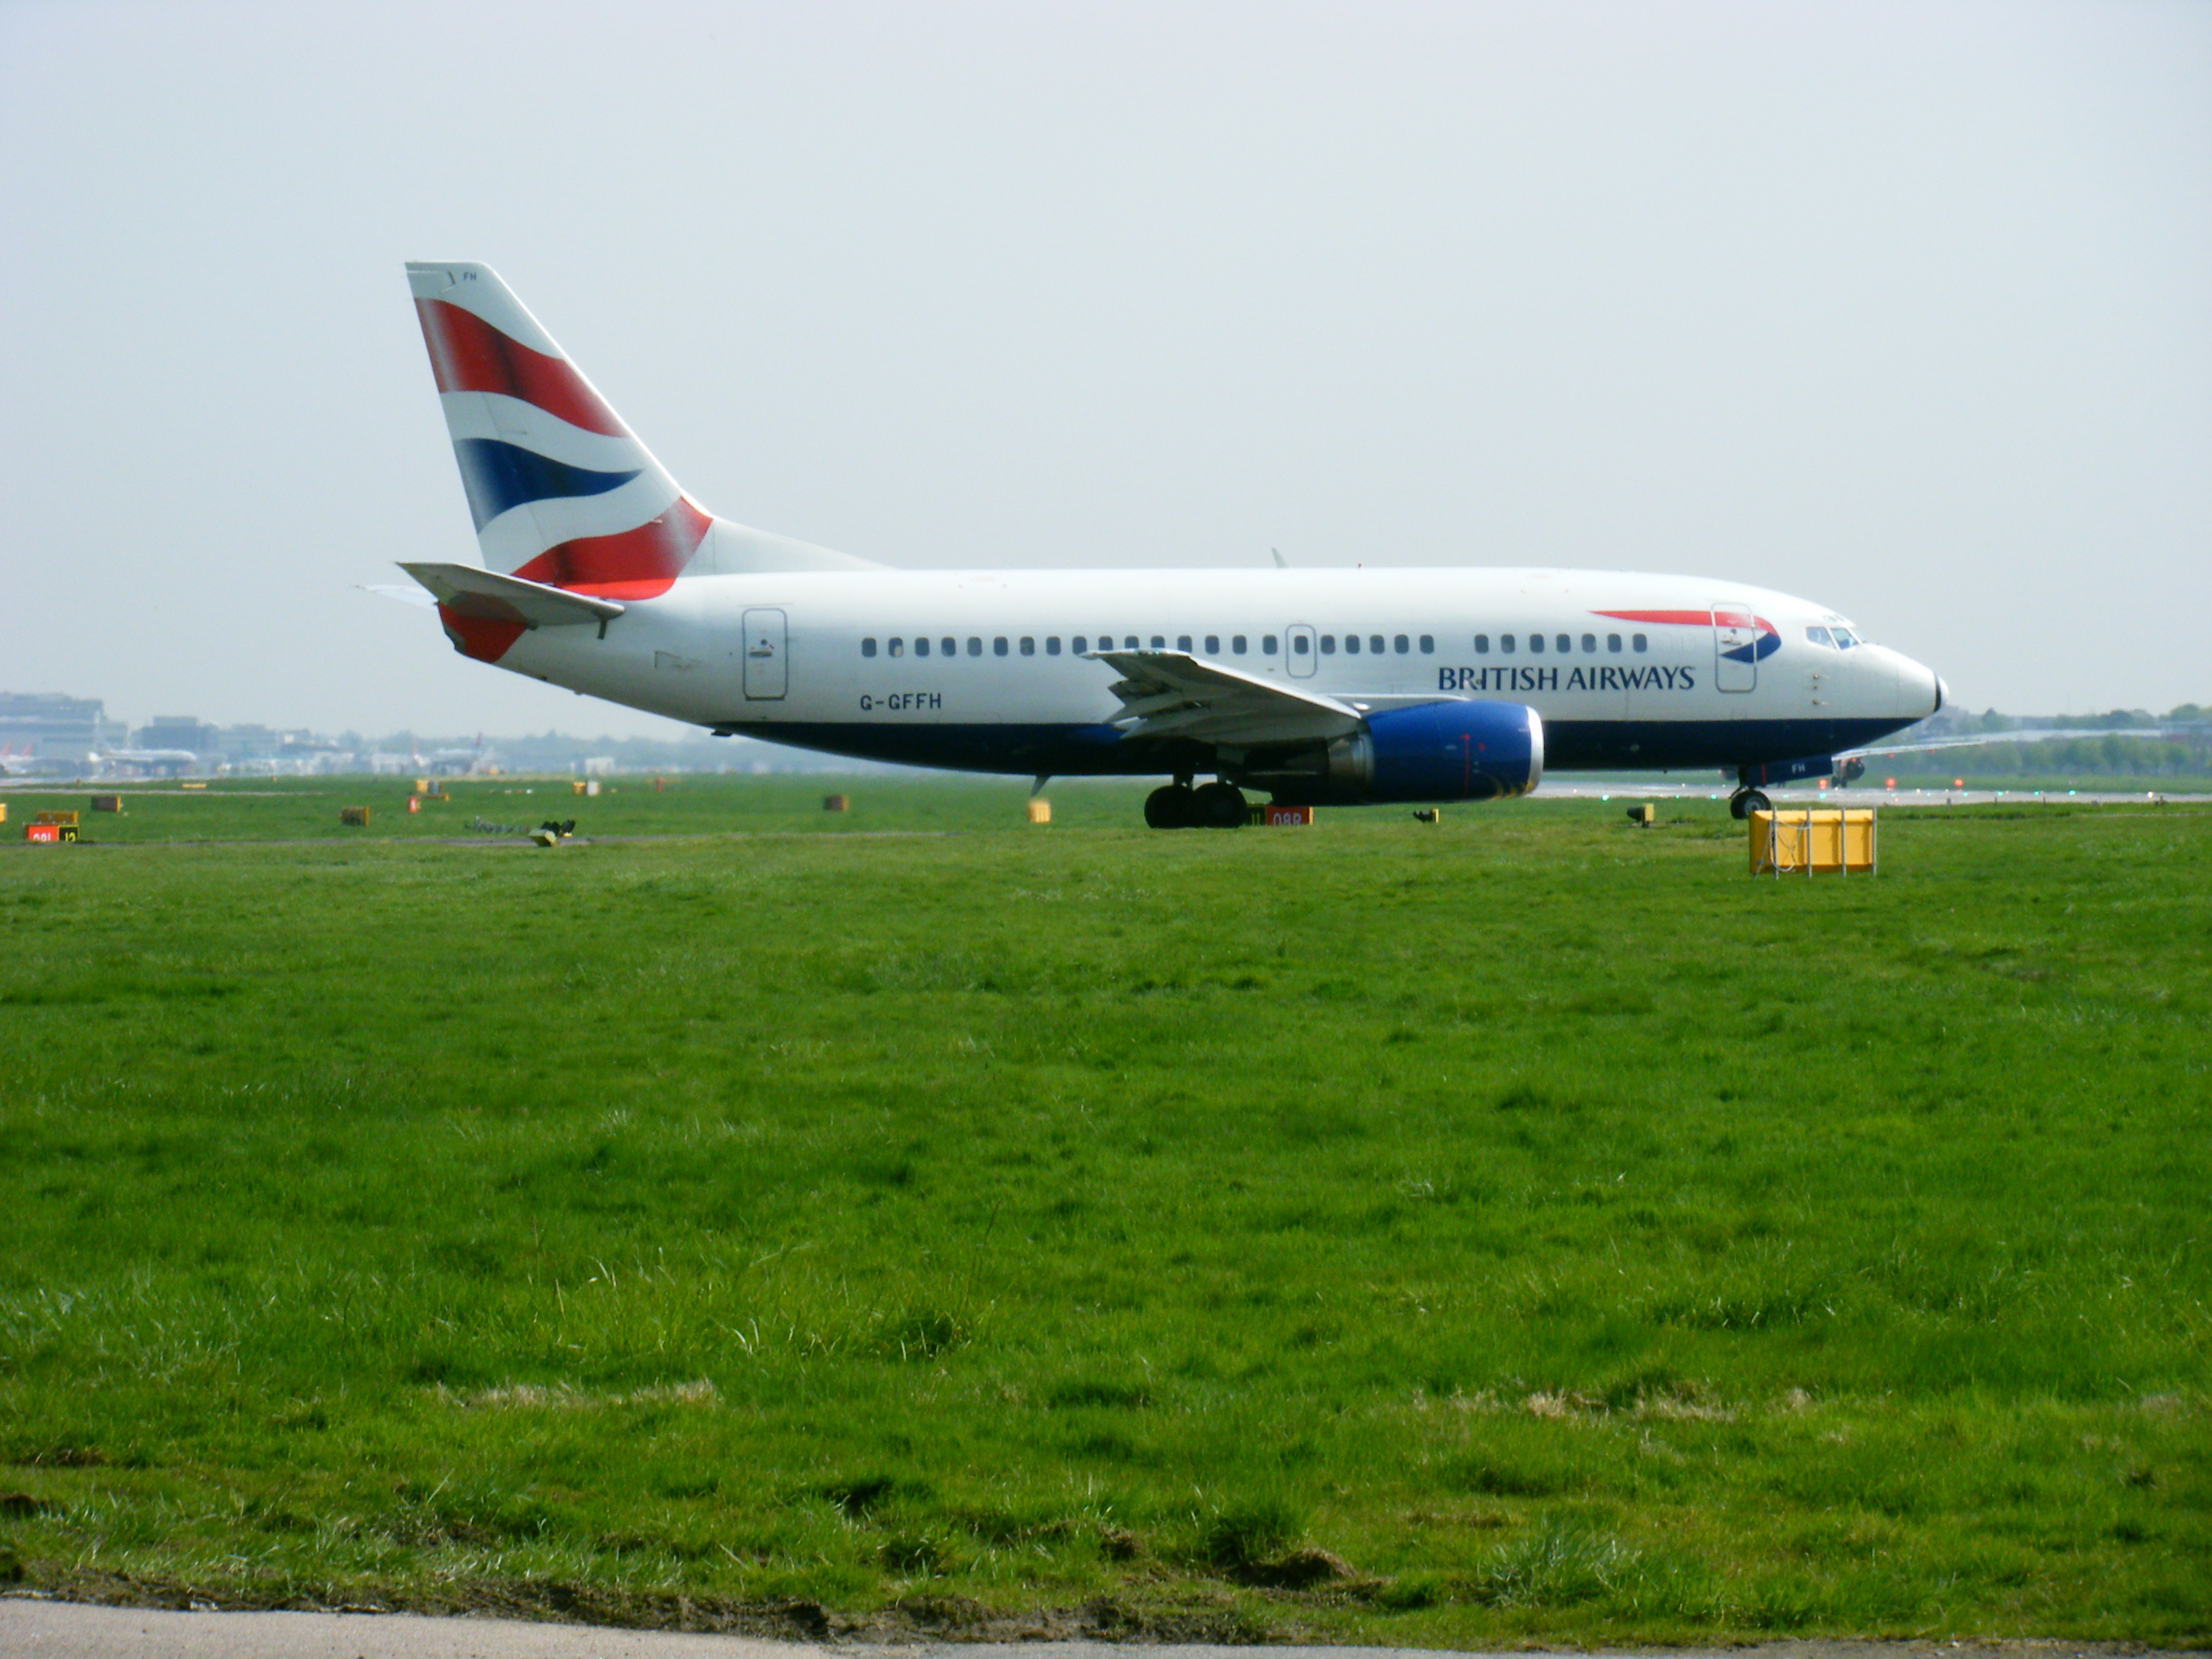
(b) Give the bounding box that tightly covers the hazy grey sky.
[4,0,2206,738]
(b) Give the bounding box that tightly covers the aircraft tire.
[1193,781,1248,829]
[1730,788,1771,820]
[1144,785,1197,830]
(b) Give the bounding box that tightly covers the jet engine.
[1233,699,1544,805]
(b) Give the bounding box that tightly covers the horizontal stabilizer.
[398,561,626,628]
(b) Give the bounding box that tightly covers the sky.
[3,0,2207,739]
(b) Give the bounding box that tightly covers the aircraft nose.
[1900,657,1944,718]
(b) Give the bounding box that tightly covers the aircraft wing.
[1841,727,2163,760]
[396,562,626,628]
[1092,651,1366,747]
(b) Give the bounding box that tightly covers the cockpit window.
[1805,626,1835,648]
[1832,626,1859,649]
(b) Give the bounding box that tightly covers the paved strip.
[3,1603,2202,1659]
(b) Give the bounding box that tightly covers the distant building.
[0,691,123,763]
[135,716,223,755]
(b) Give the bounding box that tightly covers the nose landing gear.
[1729,787,1772,821]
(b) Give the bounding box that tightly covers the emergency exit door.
[743,609,787,700]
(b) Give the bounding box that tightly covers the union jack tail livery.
[407,262,712,600]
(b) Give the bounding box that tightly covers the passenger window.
[1046,636,1061,655]
[1204,634,1219,654]
[1150,635,1166,649]
[967,637,982,657]
[941,637,955,657]
[1502,634,1515,653]
[994,637,1008,656]
[916,637,931,658]
[1177,634,1192,651]
[1607,634,1622,653]
[1580,634,1595,653]
[1020,637,1034,655]
[1393,634,1409,654]
[1263,635,1278,655]
[1418,635,1433,653]
[1320,635,1336,654]
[1474,634,1490,654]
[1072,636,1087,653]
[1633,634,1647,653]
[1233,635,1248,654]
[889,637,905,657]
[1344,634,1359,654]
[1124,636,1139,649]
[1556,634,1570,653]
[1529,634,1544,654]
[1370,634,1384,655]
[1288,635,1306,655]
[862,638,878,658]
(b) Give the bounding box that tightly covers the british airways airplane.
[393,263,1945,827]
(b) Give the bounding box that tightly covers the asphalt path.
[3,1603,2204,1659]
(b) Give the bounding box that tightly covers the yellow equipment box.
[1751,808,1876,876]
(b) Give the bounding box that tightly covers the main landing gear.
[1145,778,1249,830]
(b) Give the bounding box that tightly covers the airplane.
[386,263,1945,825]
[89,747,201,777]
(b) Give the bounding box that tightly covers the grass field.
[1,779,2207,1643]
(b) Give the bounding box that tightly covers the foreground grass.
[1,787,2207,1642]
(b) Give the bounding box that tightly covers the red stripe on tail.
[511,497,713,600]
[436,606,527,663]
[415,299,628,437]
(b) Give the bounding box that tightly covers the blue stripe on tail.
[453,438,640,530]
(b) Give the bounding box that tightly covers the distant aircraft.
[89,747,199,777]
[0,743,36,777]
[403,735,495,777]
[386,263,1944,824]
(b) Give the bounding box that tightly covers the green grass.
[1,783,2207,1642]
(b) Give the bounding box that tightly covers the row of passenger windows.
[1474,632,1648,655]
[859,632,1443,659]
[858,630,1652,659]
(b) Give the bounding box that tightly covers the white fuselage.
[477,565,1941,779]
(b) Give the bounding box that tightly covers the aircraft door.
[1286,623,1317,678]
[742,608,787,700]
[1713,605,1757,693]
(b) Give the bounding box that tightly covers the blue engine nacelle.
[1243,699,1544,804]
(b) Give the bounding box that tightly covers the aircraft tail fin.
[405,262,880,596]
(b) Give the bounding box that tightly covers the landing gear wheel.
[1729,788,1771,820]
[1144,785,1197,829]
[1192,781,1248,829]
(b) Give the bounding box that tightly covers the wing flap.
[1093,650,1364,748]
